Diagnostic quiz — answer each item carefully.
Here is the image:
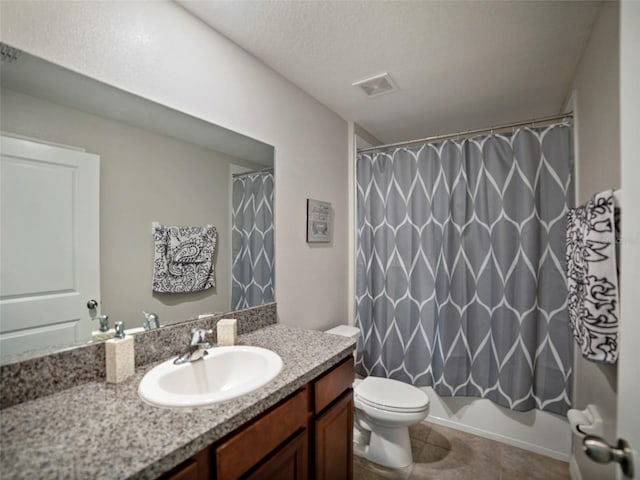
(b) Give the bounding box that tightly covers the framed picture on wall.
[307,199,332,243]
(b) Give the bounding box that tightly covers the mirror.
[0,45,275,359]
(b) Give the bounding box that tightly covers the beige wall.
[1,88,263,328]
[0,1,349,332]
[569,3,620,479]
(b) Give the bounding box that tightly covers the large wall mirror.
[0,44,275,360]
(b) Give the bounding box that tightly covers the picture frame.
[306,199,332,243]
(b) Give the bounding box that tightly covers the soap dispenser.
[105,321,135,383]
[217,318,237,346]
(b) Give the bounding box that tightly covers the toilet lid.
[355,377,429,413]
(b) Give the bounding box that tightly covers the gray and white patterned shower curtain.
[355,124,573,415]
[231,171,275,310]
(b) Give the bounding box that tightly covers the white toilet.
[326,325,430,469]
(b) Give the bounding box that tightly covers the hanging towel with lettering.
[566,190,619,364]
[152,224,217,293]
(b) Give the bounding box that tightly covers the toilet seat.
[355,377,429,413]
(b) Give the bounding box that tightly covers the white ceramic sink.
[138,346,283,408]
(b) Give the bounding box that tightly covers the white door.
[579,6,639,478]
[615,3,640,478]
[0,135,100,356]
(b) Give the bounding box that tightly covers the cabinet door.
[246,430,308,480]
[315,391,353,480]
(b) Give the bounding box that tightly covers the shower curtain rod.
[232,167,274,178]
[358,112,573,153]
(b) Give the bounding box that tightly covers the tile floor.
[353,421,570,480]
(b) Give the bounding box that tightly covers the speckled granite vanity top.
[0,325,355,479]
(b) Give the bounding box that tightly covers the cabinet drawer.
[314,357,354,414]
[216,389,308,479]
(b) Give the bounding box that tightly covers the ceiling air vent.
[352,72,397,98]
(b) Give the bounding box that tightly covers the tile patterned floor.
[353,421,570,480]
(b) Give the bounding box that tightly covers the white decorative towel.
[566,190,619,364]
[153,224,217,293]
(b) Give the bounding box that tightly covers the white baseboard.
[569,456,583,480]
[426,415,570,462]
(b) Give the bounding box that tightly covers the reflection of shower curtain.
[231,171,275,310]
[355,124,573,415]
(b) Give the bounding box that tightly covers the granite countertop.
[0,324,356,479]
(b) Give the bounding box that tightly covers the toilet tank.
[325,325,361,340]
[326,325,361,381]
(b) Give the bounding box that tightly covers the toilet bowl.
[325,326,430,469]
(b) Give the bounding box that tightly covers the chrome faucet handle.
[174,328,213,364]
[96,314,109,332]
[190,328,213,346]
[142,311,159,330]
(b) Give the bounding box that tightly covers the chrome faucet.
[174,328,213,364]
[96,314,110,332]
[142,311,160,330]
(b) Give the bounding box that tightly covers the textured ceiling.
[178,1,601,145]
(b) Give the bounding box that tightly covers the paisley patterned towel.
[152,224,217,293]
[566,190,619,364]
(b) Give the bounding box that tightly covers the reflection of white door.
[0,135,100,356]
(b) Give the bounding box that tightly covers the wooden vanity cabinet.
[162,356,354,480]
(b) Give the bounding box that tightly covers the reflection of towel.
[153,224,217,293]
[566,190,619,364]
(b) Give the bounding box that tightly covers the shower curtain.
[231,171,275,310]
[355,124,573,415]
